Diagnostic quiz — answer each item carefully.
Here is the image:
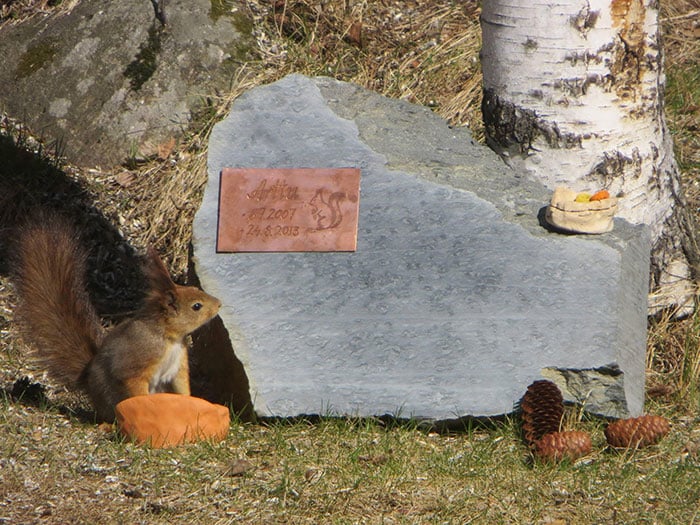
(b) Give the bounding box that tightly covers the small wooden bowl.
[545,187,617,234]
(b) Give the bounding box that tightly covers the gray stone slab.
[193,74,650,420]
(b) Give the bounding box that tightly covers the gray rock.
[193,74,650,420]
[542,366,627,417]
[0,0,252,167]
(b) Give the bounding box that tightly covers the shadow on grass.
[0,127,145,317]
[256,412,514,435]
[0,125,256,421]
[3,376,98,423]
[0,125,143,424]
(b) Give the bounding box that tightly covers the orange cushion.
[115,393,230,448]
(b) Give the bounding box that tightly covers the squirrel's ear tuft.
[165,289,179,313]
[143,247,176,293]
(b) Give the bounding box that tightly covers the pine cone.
[604,415,670,449]
[533,431,592,462]
[520,380,564,447]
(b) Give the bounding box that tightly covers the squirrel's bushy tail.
[14,216,104,389]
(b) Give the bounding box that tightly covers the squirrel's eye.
[192,302,203,311]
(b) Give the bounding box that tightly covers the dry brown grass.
[662,0,700,206]
[653,0,700,407]
[648,309,700,410]
[249,1,483,134]
[0,0,78,28]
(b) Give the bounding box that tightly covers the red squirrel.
[12,215,221,422]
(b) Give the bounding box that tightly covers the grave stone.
[191,74,650,421]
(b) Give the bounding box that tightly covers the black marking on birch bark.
[650,203,698,295]
[677,206,700,283]
[547,74,614,97]
[611,36,643,101]
[482,89,582,157]
[523,38,538,53]
[570,4,599,37]
[650,143,659,163]
[585,149,643,187]
[565,51,604,67]
[609,0,650,102]
[656,178,700,286]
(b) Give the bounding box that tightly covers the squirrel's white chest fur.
[149,342,185,393]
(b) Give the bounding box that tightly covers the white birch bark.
[480,0,697,314]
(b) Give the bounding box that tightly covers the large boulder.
[0,0,253,167]
[191,74,651,421]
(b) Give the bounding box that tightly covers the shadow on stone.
[123,22,163,92]
[537,205,576,235]
[188,248,255,422]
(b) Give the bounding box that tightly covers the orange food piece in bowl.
[589,189,610,201]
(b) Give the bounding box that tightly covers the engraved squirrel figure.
[309,189,346,230]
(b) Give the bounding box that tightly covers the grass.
[0,1,699,524]
[1,400,699,524]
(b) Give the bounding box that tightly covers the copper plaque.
[217,167,361,252]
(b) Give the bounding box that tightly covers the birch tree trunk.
[480,0,698,314]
